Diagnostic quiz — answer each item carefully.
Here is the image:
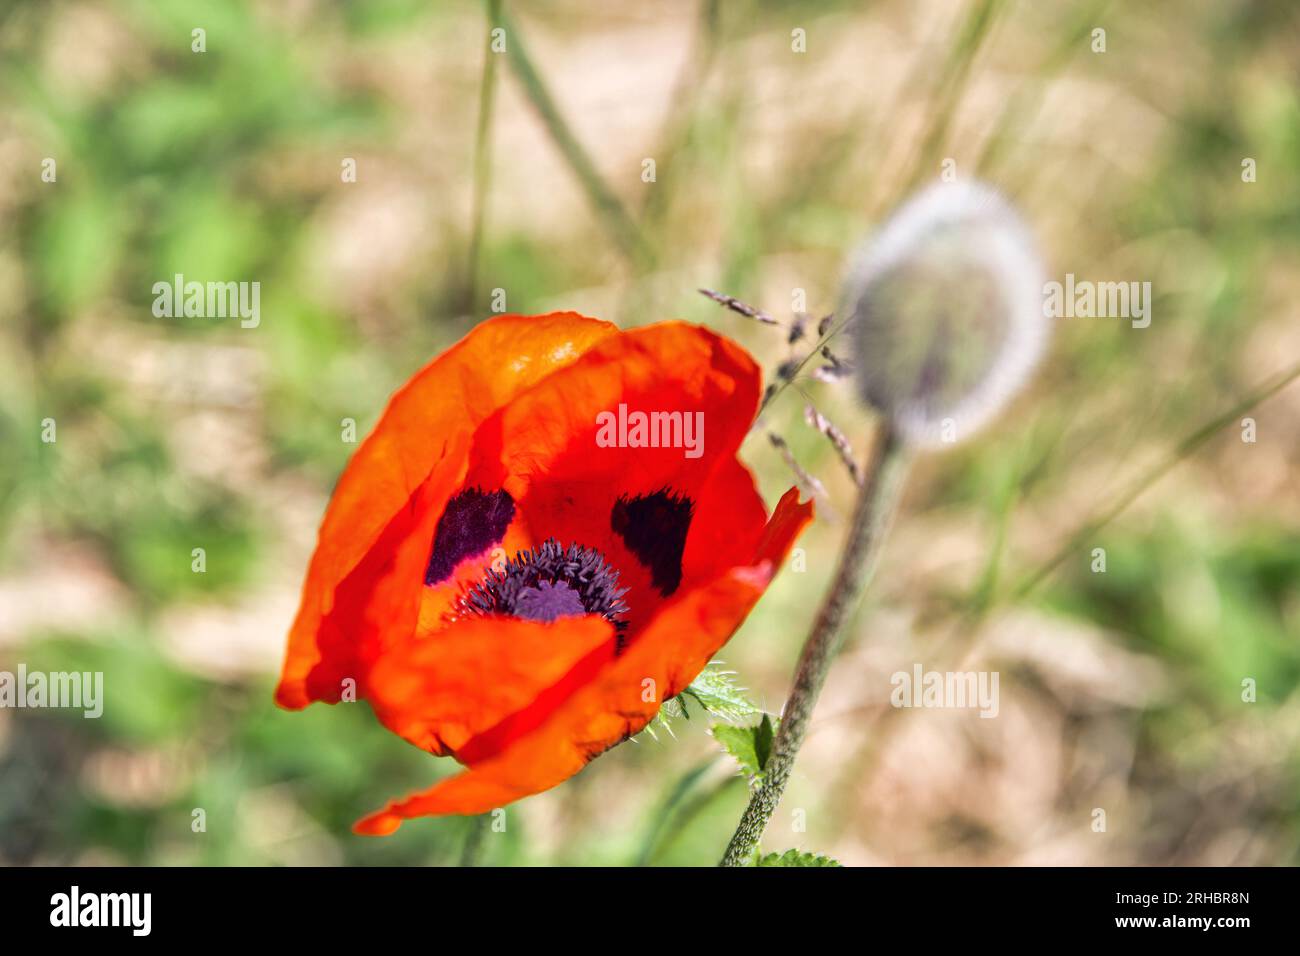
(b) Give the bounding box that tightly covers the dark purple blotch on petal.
[610,489,693,597]
[424,487,515,585]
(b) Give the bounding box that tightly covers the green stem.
[458,813,491,867]
[499,5,650,267]
[1011,358,1300,600]
[720,424,911,866]
[465,0,502,312]
[634,758,715,867]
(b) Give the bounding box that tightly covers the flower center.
[513,580,587,622]
[458,539,629,630]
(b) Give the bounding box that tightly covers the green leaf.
[682,663,761,722]
[33,188,122,315]
[712,713,777,785]
[756,849,842,867]
[641,698,681,741]
[754,712,775,771]
[637,663,760,743]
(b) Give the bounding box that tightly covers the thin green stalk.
[465,0,503,312]
[975,0,1113,176]
[1012,358,1300,600]
[635,761,742,867]
[903,0,1005,193]
[499,5,650,266]
[812,359,1300,819]
[720,425,911,866]
[458,813,491,867]
[637,0,721,226]
[634,758,715,866]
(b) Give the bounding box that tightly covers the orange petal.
[473,321,759,503]
[679,455,769,589]
[459,321,764,624]
[353,487,813,833]
[277,313,617,709]
[365,614,616,756]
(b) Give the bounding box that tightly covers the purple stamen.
[458,539,630,634]
[513,580,587,623]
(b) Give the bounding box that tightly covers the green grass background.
[1,0,1297,865]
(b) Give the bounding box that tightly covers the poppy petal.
[365,614,616,757]
[480,322,759,503]
[458,322,764,628]
[277,312,617,709]
[352,487,813,833]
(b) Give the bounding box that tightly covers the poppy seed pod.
[842,181,1049,447]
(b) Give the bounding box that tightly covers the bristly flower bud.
[841,180,1049,448]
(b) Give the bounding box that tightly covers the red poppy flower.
[275,312,812,835]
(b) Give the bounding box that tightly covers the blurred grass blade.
[1014,359,1300,599]
[458,813,492,866]
[499,4,651,266]
[633,758,715,866]
[904,0,1006,192]
[976,0,1114,176]
[465,0,504,313]
[638,0,721,226]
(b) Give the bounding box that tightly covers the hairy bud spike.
[804,404,863,486]
[698,288,780,326]
[767,431,828,503]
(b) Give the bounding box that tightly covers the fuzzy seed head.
[842,181,1049,448]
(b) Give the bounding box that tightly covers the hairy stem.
[720,424,911,866]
